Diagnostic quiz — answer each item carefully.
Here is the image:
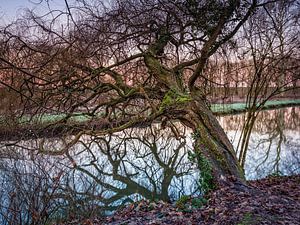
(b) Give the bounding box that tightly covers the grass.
[1,99,300,128]
[211,99,300,115]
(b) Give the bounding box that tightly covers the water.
[219,107,300,179]
[0,107,299,223]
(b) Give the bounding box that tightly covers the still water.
[219,107,300,179]
[0,107,299,221]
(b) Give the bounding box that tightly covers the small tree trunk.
[181,97,246,187]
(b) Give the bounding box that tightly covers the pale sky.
[1,0,38,23]
[0,0,67,24]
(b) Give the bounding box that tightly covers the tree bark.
[179,95,246,187]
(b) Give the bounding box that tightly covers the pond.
[219,107,300,180]
[0,107,299,222]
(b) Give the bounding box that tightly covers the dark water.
[0,107,299,222]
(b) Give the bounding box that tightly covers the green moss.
[267,171,282,178]
[175,195,208,211]
[195,125,226,167]
[159,89,191,111]
[192,125,245,182]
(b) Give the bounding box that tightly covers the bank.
[60,175,300,225]
[0,99,300,141]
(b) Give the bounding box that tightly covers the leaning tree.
[0,0,285,188]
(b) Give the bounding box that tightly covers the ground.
[61,175,300,225]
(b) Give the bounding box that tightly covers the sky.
[0,0,66,24]
[0,0,39,23]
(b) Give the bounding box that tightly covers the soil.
[61,175,300,225]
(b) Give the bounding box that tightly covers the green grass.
[1,99,300,127]
[211,99,300,115]
[0,112,93,126]
[20,113,93,124]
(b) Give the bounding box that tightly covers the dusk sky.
[0,0,66,24]
[0,0,38,23]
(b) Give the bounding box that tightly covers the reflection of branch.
[254,111,286,174]
[63,126,195,209]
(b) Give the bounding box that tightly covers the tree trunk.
[180,96,246,187]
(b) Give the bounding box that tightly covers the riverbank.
[62,175,300,225]
[212,99,300,115]
[0,99,300,141]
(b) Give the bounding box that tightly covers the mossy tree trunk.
[144,49,247,188]
[141,1,255,187]
[179,95,246,187]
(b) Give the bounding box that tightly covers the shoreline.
[0,99,299,141]
[58,174,300,225]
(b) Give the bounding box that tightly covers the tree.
[233,0,300,167]
[0,0,289,188]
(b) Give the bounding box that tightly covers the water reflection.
[219,107,300,179]
[0,125,198,223]
[0,152,65,224]
[0,107,299,223]
[61,126,198,210]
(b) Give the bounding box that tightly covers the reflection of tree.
[61,125,196,212]
[244,108,300,179]
[0,125,197,222]
[0,151,64,225]
[218,107,300,179]
[219,107,299,132]
[233,0,300,168]
[254,110,285,174]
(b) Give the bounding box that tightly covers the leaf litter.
[60,175,300,225]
